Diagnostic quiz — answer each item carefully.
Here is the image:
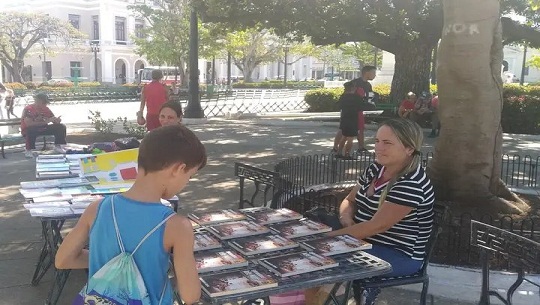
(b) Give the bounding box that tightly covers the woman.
[158,101,183,126]
[307,118,434,305]
[137,69,169,131]
[21,93,66,158]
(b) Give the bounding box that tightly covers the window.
[92,16,100,41]
[68,14,80,29]
[135,19,145,39]
[115,17,126,44]
[70,61,82,78]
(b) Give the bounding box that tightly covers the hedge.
[305,84,540,135]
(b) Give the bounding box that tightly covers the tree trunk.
[427,0,527,214]
[389,41,436,104]
[3,59,24,83]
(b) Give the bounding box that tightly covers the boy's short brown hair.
[138,125,206,173]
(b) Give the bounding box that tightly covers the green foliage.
[232,80,322,89]
[304,88,343,112]
[117,117,147,138]
[0,12,84,82]
[340,42,381,69]
[88,110,117,134]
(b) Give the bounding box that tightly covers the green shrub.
[502,91,540,134]
[304,88,343,112]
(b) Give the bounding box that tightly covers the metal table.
[201,251,392,305]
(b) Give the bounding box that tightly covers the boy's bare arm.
[167,215,201,305]
[55,200,100,269]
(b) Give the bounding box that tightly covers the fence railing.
[274,152,539,190]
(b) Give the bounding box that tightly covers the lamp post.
[185,8,204,118]
[283,45,290,86]
[90,43,100,82]
[227,51,232,87]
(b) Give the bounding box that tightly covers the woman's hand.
[136,112,146,126]
[339,213,355,227]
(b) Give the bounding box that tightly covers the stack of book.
[300,235,372,256]
[206,221,270,240]
[240,207,303,225]
[189,209,247,226]
[200,266,278,297]
[268,219,332,238]
[259,251,339,277]
[35,155,72,179]
[195,250,249,273]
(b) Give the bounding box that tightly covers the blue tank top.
[89,194,175,304]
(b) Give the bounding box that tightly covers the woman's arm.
[330,202,413,239]
[55,200,100,269]
[338,184,361,227]
[167,215,201,305]
[138,87,146,116]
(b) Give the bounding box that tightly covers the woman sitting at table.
[306,118,434,305]
[158,101,183,127]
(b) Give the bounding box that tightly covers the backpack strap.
[132,211,175,255]
[111,195,126,253]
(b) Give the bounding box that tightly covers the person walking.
[137,69,169,131]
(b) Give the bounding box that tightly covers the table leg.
[31,221,53,285]
[323,281,353,305]
[45,269,71,305]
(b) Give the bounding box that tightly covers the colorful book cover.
[194,231,222,252]
[195,250,248,273]
[268,219,332,238]
[200,266,278,297]
[206,221,270,240]
[189,209,247,226]
[79,149,139,182]
[242,208,303,225]
[301,235,372,256]
[259,251,339,277]
[229,234,299,256]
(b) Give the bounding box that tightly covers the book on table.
[268,219,332,238]
[20,188,62,199]
[20,176,99,189]
[200,266,278,297]
[194,231,222,252]
[27,207,74,217]
[206,220,270,240]
[23,201,72,209]
[190,219,200,229]
[36,171,73,179]
[259,251,339,277]
[300,234,372,256]
[195,250,248,273]
[229,234,299,256]
[241,207,303,225]
[32,194,73,203]
[36,154,65,161]
[188,209,247,226]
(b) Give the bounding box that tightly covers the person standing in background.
[137,69,169,131]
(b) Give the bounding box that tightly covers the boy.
[336,82,375,158]
[56,125,206,305]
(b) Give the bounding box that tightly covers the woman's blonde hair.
[378,118,424,205]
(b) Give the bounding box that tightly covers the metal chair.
[471,220,540,305]
[352,203,448,305]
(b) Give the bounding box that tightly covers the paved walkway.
[1,117,539,304]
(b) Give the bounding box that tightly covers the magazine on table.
[23,201,71,209]
[241,207,303,225]
[27,207,74,218]
[206,221,270,240]
[190,219,200,229]
[32,194,73,203]
[20,188,62,199]
[36,171,73,179]
[70,195,103,209]
[259,251,339,277]
[36,154,65,161]
[300,234,372,256]
[188,209,247,226]
[268,219,332,238]
[229,234,299,256]
[193,231,222,252]
[195,250,248,273]
[200,266,278,297]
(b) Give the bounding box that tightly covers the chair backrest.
[234,162,281,209]
[418,203,448,275]
[471,220,540,271]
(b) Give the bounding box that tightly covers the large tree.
[0,12,82,83]
[193,0,540,103]
[429,0,529,214]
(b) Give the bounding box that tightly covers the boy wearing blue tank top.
[56,125,207,305]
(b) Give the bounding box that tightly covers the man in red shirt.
[21,93,66,158]
[398,92,417,119]
[137,69,169,131]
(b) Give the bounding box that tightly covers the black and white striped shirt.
[355,163,434,261]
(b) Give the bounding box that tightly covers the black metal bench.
[471,220,540,305]
[0,133,54,158]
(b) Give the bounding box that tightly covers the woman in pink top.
[137,69,169,131]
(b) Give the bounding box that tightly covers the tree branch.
[501,16,540,48]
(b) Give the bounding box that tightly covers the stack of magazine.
[35,154,90,179]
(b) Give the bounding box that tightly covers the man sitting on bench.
[21,93,66,158]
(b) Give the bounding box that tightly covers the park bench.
[471,220,540,305]
[0,120,54,158]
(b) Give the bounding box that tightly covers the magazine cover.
[301,235,372,256]
[195,250,248,273]
[200,267,278,297]
[243,208,303,225]
[194,232,222,252]
[259,251,339,277]
[207,221,270,240]
[189,209,247,225]
[79,149,139,182]
[229,234,299,256]
[268,219,332,238]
